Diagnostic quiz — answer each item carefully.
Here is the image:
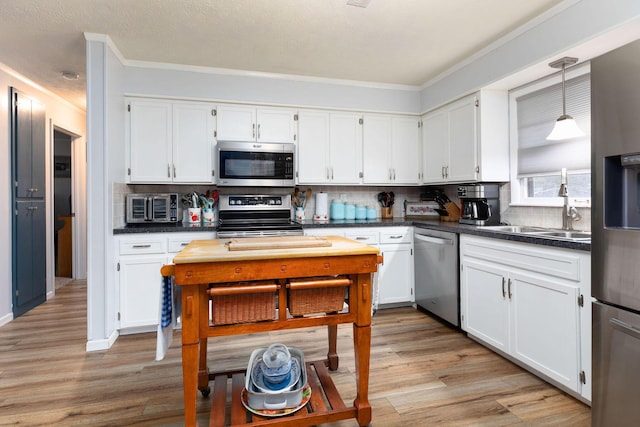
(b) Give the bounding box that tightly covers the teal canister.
[355,204,367,220]
[344,203,356,220]
[330,200,345,220]
[366,206,377,220]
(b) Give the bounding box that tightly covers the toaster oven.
[126,193,179,223]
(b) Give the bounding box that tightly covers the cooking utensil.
[377,192,386,207]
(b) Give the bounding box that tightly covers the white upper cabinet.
[362,114,421,185]
[173,103,217,182]
[127,98,216,184]
[329,112,363,184]
[421,90,509,184]
[297,110,362,184]
[128,99,172,183]
[216,105,296,143]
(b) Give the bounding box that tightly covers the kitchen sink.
[531,231,592,240]
[478,225,591,242]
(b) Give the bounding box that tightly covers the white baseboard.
[0,312,14,328]
[86,329,119,352]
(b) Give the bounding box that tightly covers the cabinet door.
[119,255,166,329]
[421,110,448,183]
[510,271,580,390]
[461,258,509,352]
[329,112,362,184]
[378,244,414,305]
[362,115,391,184]
[256,108,296,143]
[216,105,256,141]
[129,100,173,183]
[391,117,421,184]
[447,95,478,182]
[173,103,215,183]
[297,110,330,184]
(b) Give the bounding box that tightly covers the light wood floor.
[0,281,591,426]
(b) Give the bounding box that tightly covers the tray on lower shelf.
[207,359,356,427]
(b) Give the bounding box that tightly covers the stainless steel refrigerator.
[592,39,640,426]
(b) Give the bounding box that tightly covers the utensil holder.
[381,207,393,219]
[187,207,201,223]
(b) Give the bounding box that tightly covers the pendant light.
[546,57,585,140]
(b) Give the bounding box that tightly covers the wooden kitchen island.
[165,235,381,427]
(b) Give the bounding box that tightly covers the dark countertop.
[113,222,217,234]
[114,218,590,252]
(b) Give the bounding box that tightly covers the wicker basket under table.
[207,281,278,325]
[287,276,351,316]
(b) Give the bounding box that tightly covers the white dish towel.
[156,275,173,361]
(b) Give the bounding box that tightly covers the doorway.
[54,129,73,289]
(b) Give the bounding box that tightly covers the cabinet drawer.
[168,238,192,253]
[168,232,216,253]
[345,231,379,245]
[380,229,412,244]
[119,238,166,255]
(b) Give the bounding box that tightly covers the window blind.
[516,73,591,176]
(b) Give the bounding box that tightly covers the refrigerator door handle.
[610,317,640,340]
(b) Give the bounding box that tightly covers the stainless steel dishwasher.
[414,227,459,327]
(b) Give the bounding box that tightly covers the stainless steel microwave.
[126,193,179,223]
[216,141,295,187]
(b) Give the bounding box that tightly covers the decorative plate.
[241,384,311,417]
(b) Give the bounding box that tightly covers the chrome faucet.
[558,168,582,230]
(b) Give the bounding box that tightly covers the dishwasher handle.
[414,233,454,245]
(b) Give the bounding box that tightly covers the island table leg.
[353,324,372,426]
[327,324,339,370]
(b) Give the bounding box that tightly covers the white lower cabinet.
[305,227,414,307]
[460,235,591,402]
[119,254,166,331]
[116,232,215,333]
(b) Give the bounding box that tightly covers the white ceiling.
[0,0,566,111]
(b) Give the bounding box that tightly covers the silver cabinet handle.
[257,123,261,139]
[389,169,393,180]
[502,277,506,298]
[167,164,171,178]
[508,278,512,299]
[441,166,445,178]
[173,164,176,178]
[132,244,152,249]
[326,168,330,180]
[27,206,38,211]
[388,235,403,239]
[28,188,39,193]
[331,167,334,180]
[393,169,396,180]
[252,123,256,139]
[354,236,369,241]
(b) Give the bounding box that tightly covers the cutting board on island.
[226,235,332,251]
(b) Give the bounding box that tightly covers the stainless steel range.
[216,194,303,238]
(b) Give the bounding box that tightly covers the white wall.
[0,64,86,327]
[85,34,126,350]
[125,66,420,114]
[420,0,640,112]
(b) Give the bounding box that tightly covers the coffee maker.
[457,184,500,226]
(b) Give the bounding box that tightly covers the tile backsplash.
[113,182,591,231]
